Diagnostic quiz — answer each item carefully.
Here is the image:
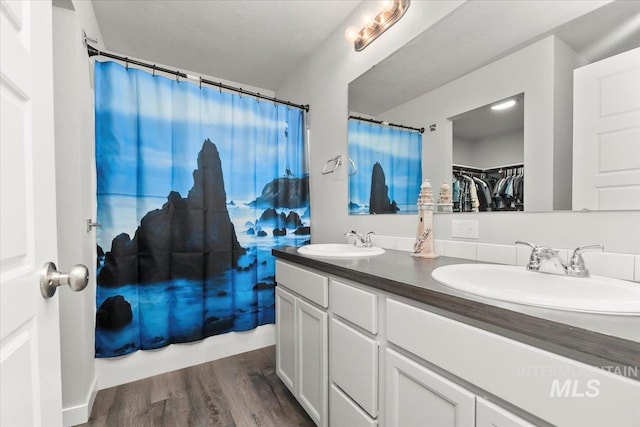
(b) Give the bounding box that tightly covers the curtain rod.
[86,45,310,112]
[349,115,424,134]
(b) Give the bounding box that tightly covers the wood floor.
[81,346,314,427]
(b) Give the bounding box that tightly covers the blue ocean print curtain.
[94,61,310,358]
[348,119,422,214]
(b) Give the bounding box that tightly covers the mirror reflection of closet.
[450,93,524,212]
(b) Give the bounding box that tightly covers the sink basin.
[431,264,640,315]
[297,244,385,258]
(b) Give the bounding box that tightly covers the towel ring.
[322,155,342,175]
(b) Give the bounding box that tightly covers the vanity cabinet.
[274,257,640,427]
[275,261,328,427]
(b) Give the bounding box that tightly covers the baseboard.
[95,324,276,390]
[62,374,98,426]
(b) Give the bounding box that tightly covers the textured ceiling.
[91,0,362,91]
[350,0,640,116]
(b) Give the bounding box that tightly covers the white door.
[1,1,64,426]
[573,47,640,210]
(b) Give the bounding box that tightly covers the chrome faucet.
[566,244,605,277]
[515,241,604,277]
[345,230,375,248]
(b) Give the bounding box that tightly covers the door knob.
[40,262,89,298]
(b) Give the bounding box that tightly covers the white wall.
[472,129,524,170]
[276,2,640,254]
[454,129,524,170]
[452,136,474,167]
[52,2,102,425]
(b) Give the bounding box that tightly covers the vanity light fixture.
[491,99,517,111]
[345,0,411,52]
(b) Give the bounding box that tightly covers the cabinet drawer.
[331,279,378,334]
[476,397,536,427]
[330,384,377,427]
[276,260,328,308]
[330,318,378,417]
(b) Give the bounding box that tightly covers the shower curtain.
[348,119,422,214]
[94,61,310,358]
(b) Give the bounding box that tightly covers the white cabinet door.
[1,1,64,426]
[275,286,296,393]
[297,297,328,426]
[330,384,377,427]
[385,349,475,427]
[573,47,640,210]
[476,397,536,427]
[330,318,378,417]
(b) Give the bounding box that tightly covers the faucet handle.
[515,241,558,270]
[363,231,375,247]
[345,230,365,246]
[568,244,603,277]
[571,244,604,257]
[515,240,536,249]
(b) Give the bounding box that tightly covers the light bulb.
[344,26,359,42]
[376,10,390,25]
[361,11,375,27]
[491,99,517,110]
[379,0,394,12]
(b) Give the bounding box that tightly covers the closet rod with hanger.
[86,45,310,112]
[349,115,424,134]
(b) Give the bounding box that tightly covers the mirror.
[348,1,640,212]
[347,116,423,215]
[451,94,524,212]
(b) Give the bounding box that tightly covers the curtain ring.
[125,57,129,70]
[199,77,202,89]
[219,83,222,94]
[239,89,243,98]
[176,73,179,83]
[257,93,260,103]
[152,64,156,76]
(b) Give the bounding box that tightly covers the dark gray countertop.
[273,246,640,381]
